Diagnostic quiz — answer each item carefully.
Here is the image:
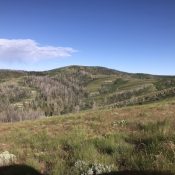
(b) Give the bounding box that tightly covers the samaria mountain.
[0,65,175,122]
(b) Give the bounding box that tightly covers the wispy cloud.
[0,39,76,63]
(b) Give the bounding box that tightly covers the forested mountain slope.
[0,65,175,122]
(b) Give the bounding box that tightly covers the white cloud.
[0,39,76,63]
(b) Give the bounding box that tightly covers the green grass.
[86,75,117,93]
[1,100,175,174]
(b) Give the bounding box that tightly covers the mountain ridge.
[0,65,175,76]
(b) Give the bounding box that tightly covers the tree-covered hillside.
[0,66,175,122]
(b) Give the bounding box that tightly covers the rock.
[0,151,16,166]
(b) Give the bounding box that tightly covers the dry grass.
[0,100,175,174]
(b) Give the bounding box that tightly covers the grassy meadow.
[0,98,175,174]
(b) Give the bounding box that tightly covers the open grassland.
[0,99,175,175]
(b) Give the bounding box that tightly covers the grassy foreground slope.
[0,99,175,174]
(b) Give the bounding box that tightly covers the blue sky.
[0,0,175,75]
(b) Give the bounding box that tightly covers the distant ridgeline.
[0,66,175,122]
